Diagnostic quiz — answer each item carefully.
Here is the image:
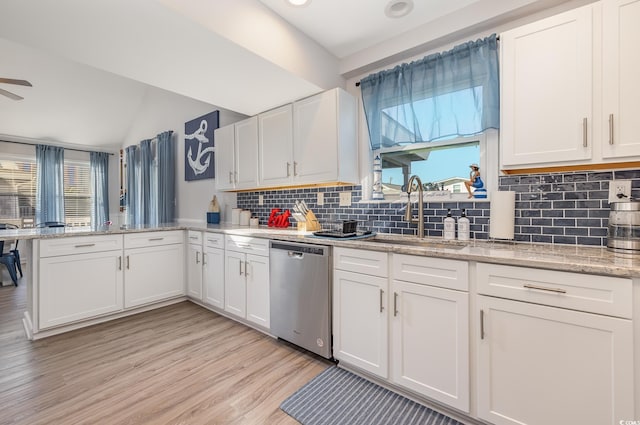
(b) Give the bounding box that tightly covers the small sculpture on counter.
[207,195,220,224]
[465,163,485,198]
[268,208,291,228]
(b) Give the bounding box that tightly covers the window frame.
[372,129,498,202]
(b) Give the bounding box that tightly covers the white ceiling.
[0,0,577,148]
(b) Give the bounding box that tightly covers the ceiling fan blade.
[0,78,32,87]
[0,88,24,100]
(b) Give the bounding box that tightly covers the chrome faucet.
[405,175,424,238]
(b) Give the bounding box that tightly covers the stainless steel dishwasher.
[269,240,331,359]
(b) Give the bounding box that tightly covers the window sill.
[358,191,491,204]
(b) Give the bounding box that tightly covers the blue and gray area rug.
[281,366,464,425]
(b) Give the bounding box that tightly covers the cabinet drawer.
[187,231,202,245]
[40,235,123,258]
[334,247,388,277]
[392,254,468,291]
[477,263,632,318]
[124,230,184,249]
[225,235,269,256]
[204,232,224,249]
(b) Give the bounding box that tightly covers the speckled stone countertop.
[2,223,640,278]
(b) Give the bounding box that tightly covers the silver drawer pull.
[239,260,243,276]
[118,256,122,271]
[126,255,130,270]
[393,292,398,317]
[196,251,200,264]
[523,283,567,294]
[238,244,252,250]
[379,289,384,313]
[609,113,614,145]
[74,243,96,248]
[189,236,198,240]
[582,117,588,147]
[148,237,164,241]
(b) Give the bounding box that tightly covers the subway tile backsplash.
[236,169,638,247]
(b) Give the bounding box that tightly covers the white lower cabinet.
[39,250,124,329]
[391,280,469,412]
[333,269,389,378]
[203,245,225,309]
[186,242,203,300]
[124,243,185,308]
[477,295,634,425]
[224,236,270,329]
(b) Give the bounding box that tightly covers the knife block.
[297,210,321,232]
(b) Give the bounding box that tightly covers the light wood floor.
[0,281,330,425]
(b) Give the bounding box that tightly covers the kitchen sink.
[363,236,468,250]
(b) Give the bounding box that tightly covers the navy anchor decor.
[184,110,219,181]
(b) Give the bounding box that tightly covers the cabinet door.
[477,296,634,425]
[602,0,640,159]
[203,246,224,309]
[501,5,593,167]
[333,269,388,378]
[234,116,259,189]
[186,243,203,300]
[39,251,124,329]
[246,254,270,329]
[224,250,246,318]
[293,90,339,184]
[391,281,469,412]
[124,244,185,308]
[259,104,293,187]
[215,124,236,190]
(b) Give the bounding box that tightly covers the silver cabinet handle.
[239,260,243,276]
[203,253,207,266]
[582,117,588,147]
[228,171,233,184]
[126,255,130,270]
[480,309,485,340]
[393,292,398,317]
[74,243,95,248]
[286,162,291,177]
[195,251,200,264]
[609,113,614,145]
[189,236,198,240]
[523,283,567,294]
[293,161,298,176]
[379,289,384,313]
[118,256,122,271]
[245,260,249,277]
[149,237,164,242]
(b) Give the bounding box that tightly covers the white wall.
[121,86,246,226]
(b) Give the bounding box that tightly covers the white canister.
[231,208,242,225]
[240,210,251,226]
[249,217,259,228]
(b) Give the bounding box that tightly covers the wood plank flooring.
[0,282,330,424]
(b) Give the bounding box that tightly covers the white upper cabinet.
[214,124,236,191]
[293,88,358,185]
[214,117,259,191]
[217,88,358,191]
[234,116,259,189]
[501,0,640,169]
[501,5,593,167]
[601,0,640,159]
[259,104,293,187]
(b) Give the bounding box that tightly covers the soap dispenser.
[458,208,470,241]
[443,208,455,240]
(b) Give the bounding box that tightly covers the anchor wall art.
[184,110,219,181]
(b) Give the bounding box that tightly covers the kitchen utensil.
[300,200,310,214]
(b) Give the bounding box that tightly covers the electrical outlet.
[258,195,264,206]
[339,192,352,206]
[608,179,632,203]
[317,192,324,206]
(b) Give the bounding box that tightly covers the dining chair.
[0,223,22,278]
[0,240,19,286]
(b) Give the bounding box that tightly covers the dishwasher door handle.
[287,251,304,259]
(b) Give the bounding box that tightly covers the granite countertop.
[2,223,639,278]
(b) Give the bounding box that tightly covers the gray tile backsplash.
[236,169,638,247]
